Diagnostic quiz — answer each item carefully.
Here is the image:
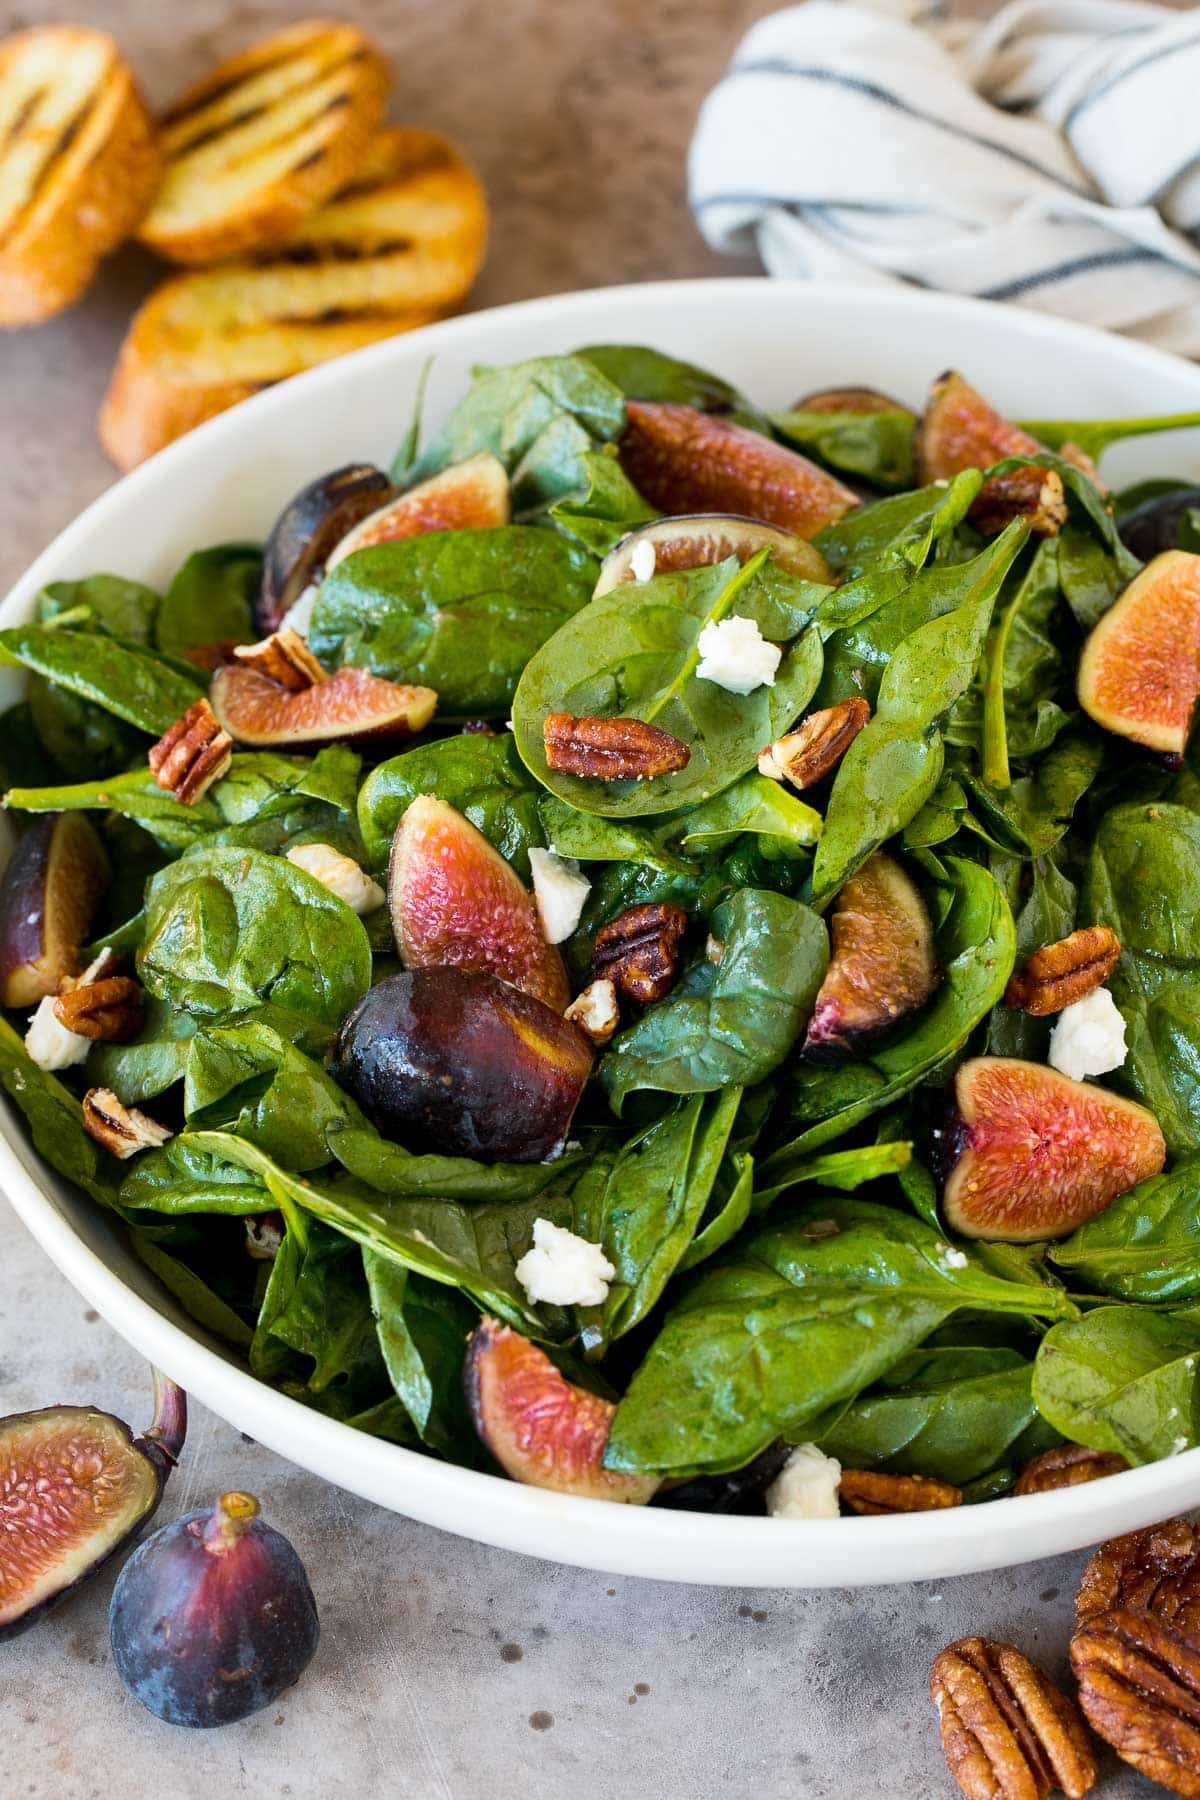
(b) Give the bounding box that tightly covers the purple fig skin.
[257,464,395,633]
[0,811,110,1007]
[110,1491,318,1728]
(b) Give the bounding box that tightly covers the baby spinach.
[1050,1160,1200,1303]
[328,1123,579,1202]
[1017,410,1200,466]
[813,470,981,580]
[575,343,748,414]
[183,1022,364,1171]
[38,573,159,641]
[120,1138,270,1216]
[0,1018,120,1210]
[962,732,1104,860]
[155,543,261,659]
[4,769,219,850]
[363,1254,485,1463]
[253,1220,385,1401]
[0,622,204,736]
[678,773,822,852]
[131,1233,255,1350]
[89,997,197,1104]
[770,406,917,490]
[1034,1306,1200,1465]
[985,851,1077,1061]
[29,576,161,777]
[958,539,1069,787]
[357,731,544,873]
[546,448,657,557]
[539,797,692,875]
[751,1140,913,1212]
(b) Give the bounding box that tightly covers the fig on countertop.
[325,451,510,568]
[1118,485,1200,561]
[1078,550,1200,758]
[0,1372,186,1640]
[804,852,938,1058]
[465,1318,658,1503]
[210,664,437,750]
[110,1490,318,1728]
[941,1056,1167,1242]
[0,812,110,1008]
[256,464,396,634]
[332,968,592,1162]
[593,513,830,595]
[618,401,858,539]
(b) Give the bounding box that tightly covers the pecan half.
[838,1469,962,1515]
[82,1088,172,1159]
[543,712,690,781]
[1004,926,1122,1016]
[565,977,620,1045]
[1076,1518,1200,1635]
[233,628,326,691]
[1013,1443,1127,1496]
[244,1211,285,1261]
[593,902,689,1004]
[931,1636,1097,1800]
[1071,1607,1200,1797]
[970,466,1069,539]
[53,976,144,1043]
[149,698,233,803]
[758,697,870,790]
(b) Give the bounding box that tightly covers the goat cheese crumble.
[766,1443,842,1520]
[528,847,590,944]
[1048,987,1127,1082]
[24,995,89,1072]
[279,582,319,639]
[286,843,384,915]
[695,615,782,695]
[628,537,657,583]
[514,1218,615,1307]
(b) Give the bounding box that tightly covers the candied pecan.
[970,466,1068,539]
[543,712,690,781]
[149,698,233,803]
[1004,927,1122,1016]
[82,1088,172,1160]
[931,1636,1097,1800]
[1071,1606,1200,1797]
[564,977,620,1045]
[1076,1518,1200,1635]
[758,697,870,790]
[232,628,326,692]
[593,902,689,1004]
[838,1469,962,1515]
[1012,1443,1128,1497]
[244,1212,285,1261]
[53,976,144,1043]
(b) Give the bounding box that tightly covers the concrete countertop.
[0,2,1161,1793]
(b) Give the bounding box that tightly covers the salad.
[3,345,1200,1520]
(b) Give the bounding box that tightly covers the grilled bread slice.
[100,128,488,469]
[138,20,391,265]
[0,26,161,327]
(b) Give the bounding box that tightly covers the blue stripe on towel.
[980,245,1172,300]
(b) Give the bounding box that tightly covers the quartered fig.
[210,664,437,750]
[915,371,1048,483]
[325,452,510,569]
[618,401,858,539]
[593,513,830,596]
[804,852,937,1058]
[332,968,592,1162]
[465,1318,658,1503]
[0,812,110,1007]
[256,463,396,634]
[388,794,570,1010]
[1078,550,1200,758]
[110,1490,318,1728]
[0,1373,186,1640]
[1118,486,1200,561]
[941,1056,1167,1242]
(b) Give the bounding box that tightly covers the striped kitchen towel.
[690,0,1200,355]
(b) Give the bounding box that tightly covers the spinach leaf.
[539,797,692,875]
[121,1138,270,1215]
[813,471,982,580]
[253,1220,384,1399]
[752,1140,913,1211]
[958,539,1069,786]
[4,769,219,851]
[678,773,822,852]
[1017,410,1200,465]
[363,1253,485,1462]
[38,573,159,642]
[0,622,204,735]
[1034,1306,1200,1465]
[211,747,360,825]
[985,851,1077,1061]
[89,996,197,1104]
[328,1124,579,1202]
[770,407,917,490]
[131,1233,255,1349]
[1057,523,1131,631]
[0,1017,119,1209]
[962,732,1103,860]
[357,732,544,873]
[29,576,161,777]
[1050,1160,1200,1302]
[546,449,657,558]
[575,343,747,414]
[0,702,58,791]
[183,1021,364,1170]
[680,1151,755,1271]
[155,544,261,659]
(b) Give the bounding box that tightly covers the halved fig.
[593,514,830,596]
[915,371,1047,483]
[0,813,110,1008]
[389,794,569,1010]
[465,1318,658,1503]
[793,386,906,416]
[942,1056,1167,1242]
[1119,486,1200,561]
[0,1373,186,1639]
[618,401,858,539]
[256,464,396,634]
[210,664,436,750]
[325,452,510,569]
[804,852,938,1058]
[332,967,592,1162]
[1078,550,1200,758]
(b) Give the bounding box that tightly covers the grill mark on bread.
[161,45,361,148]
[0,78,104,247]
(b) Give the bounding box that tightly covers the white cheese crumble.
[279,582,319,639]
[24,995,90,1072]
[1048,987,1128,1082]
[286,844,384,914]
[766,1443,842,1521]
[528,847,591,944]
[695,615,782,695]
[941,1245,969,1270]
[514,1218,615,1307]
[628,537,657,583]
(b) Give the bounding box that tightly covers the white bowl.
[6,279,1200,1587]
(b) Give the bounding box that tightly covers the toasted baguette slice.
[138,20,391,265]
[0,26,161,327]
[101,128,488,469]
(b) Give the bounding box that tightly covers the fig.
[465,1318,658,1503]
[210,664,437,750]
[792,386,905,416]
[110,1490,318,1728]
[941,1056,1167,1242]
[804,852,938,1058]
[332,968,592,1162]
[325,452,510,569]
[1078,550,1200,757]
[618,401,858,539]
[1119,485,1200,560]
[593,514,830,596]
[0,1372,186,1640]
[257,463,396,634]
[915,371,1047,483]
[0,812,110,1008]
[388,794,569,1010]
[657,1442,791,1514]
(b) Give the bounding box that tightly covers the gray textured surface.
[0,1,1165,1793]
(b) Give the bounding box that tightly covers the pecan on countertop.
[931,1636,1097,1800]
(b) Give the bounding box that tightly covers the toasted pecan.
[1004,927,1122,1016]
[593,903,689,1004]
[564,978,620,1045]
[53,976,144,1043]
[82,1088,172,1159]
[838,1469,962,1515]
[931,1636,1097,1799]
[1012,1443,1127,1497]
[758,697,870,790]
[148,697,233,803]
[232,628,326,691]
[543,713,690,781]
[970,466,1069,539]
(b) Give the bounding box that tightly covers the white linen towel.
[690,0,1200,355]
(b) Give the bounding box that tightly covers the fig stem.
[143,1369,188,1468]
[204,1491,261,1552]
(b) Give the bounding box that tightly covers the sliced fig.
[618,401,858,539]
[1119,486,1200,561]
[1078,550,1200,757]
[593,513,830,596]
[210,664,437,750]
[326,452,510,569]
[332,967,592,1162]
[942,1056,1167,1243]
[793,386,906,416]
[257,463,396,634]
[0,812,110,1008]
[0,1373,186,1640]
[915,371,1047,483]
[389,794,569,1010]
[804,852,938,1058]
[465,1318,658,1503]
